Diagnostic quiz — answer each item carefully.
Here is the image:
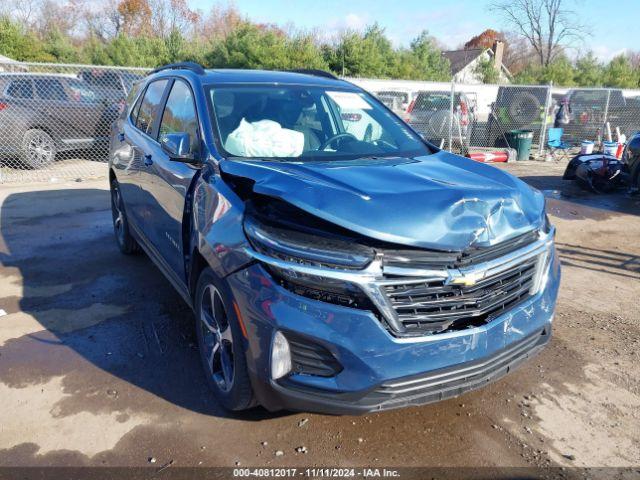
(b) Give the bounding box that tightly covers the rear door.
[32,77,81,147]
[142,78,199,280]
[63,79,116,150]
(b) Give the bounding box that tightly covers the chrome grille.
[382,256,539,335]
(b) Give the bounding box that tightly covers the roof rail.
[288,69,338,80]
[149,62,206,76]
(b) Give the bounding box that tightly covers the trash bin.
[505,129,533,161]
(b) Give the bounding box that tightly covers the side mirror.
[160,132,197,163]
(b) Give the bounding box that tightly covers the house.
[442,41,511,85]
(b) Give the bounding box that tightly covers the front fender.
[192,168,254,279]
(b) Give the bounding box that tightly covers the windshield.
[207,85,432,161]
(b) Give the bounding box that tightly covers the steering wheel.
[320,132,357,151]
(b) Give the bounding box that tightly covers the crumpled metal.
[221,150,545,251]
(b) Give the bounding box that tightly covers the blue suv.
[109,62,560,413]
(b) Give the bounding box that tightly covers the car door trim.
[128,219,193,309]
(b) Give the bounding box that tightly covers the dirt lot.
[0,161,639,476]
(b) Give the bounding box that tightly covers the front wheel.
[195,268,254,411]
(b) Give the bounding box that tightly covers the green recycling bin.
[505,129,534,161]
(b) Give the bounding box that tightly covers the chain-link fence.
[0,61,149,184]
[2,60,640,184]
[354,77,640,159]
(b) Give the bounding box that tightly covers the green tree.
[85,34,169,67]
[0,16,47,61]
[165,29,186,63]
[474,57,500,84]
[540,56,576,86]
[323,24,396,78]
[574,53,603,86]
[42,27,80,63]
[407,31,450,81]
[206,23,326,70]
[514,56,576,86]
[602,55,638,88]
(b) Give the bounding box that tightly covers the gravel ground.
[0,161,639,477]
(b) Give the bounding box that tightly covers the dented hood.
[221,151,546,251]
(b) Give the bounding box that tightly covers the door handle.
[144,154,153,166]
[118,132,125,142]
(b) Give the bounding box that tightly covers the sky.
[188,0,640,60]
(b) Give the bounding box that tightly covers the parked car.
[405,90,476,151]
[556,89,640,142]
[109,63,559,414]
[486,86,548,148]
[375,89,415,115]
[77,69,143,103]
[0,73,120,168]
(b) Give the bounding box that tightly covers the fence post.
[449,79,455,151]
[602,88,611,141]
[538,81,553,157]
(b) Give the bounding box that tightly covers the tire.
[21,129,56,169]
[508,91,541,125]
[110,178,140,254]
[195,267,254,411]
[426,110,452,139]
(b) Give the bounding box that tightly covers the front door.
[141,79,199,281]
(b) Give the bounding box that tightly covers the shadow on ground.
[518,174,640,219]
[0,188,283,422]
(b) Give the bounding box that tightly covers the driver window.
[158,80,199,154]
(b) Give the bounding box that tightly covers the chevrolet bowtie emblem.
[448,271,486,286]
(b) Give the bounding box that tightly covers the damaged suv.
[109,63,560,413]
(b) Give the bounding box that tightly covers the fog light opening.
[271,331,292,380]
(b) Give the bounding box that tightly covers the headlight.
[244,215,374,269]
[244,215,375,308]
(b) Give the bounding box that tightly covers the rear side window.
[80,70,122,90]
[135,80,169,136]
[158,80,199,154]
[6,80,33,99]
[415,92,450,110]
[34,78,67,101]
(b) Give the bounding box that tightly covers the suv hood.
[221,151,545,251]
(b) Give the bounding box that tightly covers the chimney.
[493,40,504,72]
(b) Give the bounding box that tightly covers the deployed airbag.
[225,119,304,158]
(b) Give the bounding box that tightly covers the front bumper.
[228,245,560,414]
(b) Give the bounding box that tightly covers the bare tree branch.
[491,0,585,67]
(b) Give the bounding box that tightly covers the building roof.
[441,48,485,75]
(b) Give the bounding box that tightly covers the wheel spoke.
[220,346,233,386]
[200,283,233,391]
[220,325,233,343]
[201,310,218,333]
[208,341,220,370]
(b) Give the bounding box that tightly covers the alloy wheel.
[26,132,54,168]
[199,284,235,392]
